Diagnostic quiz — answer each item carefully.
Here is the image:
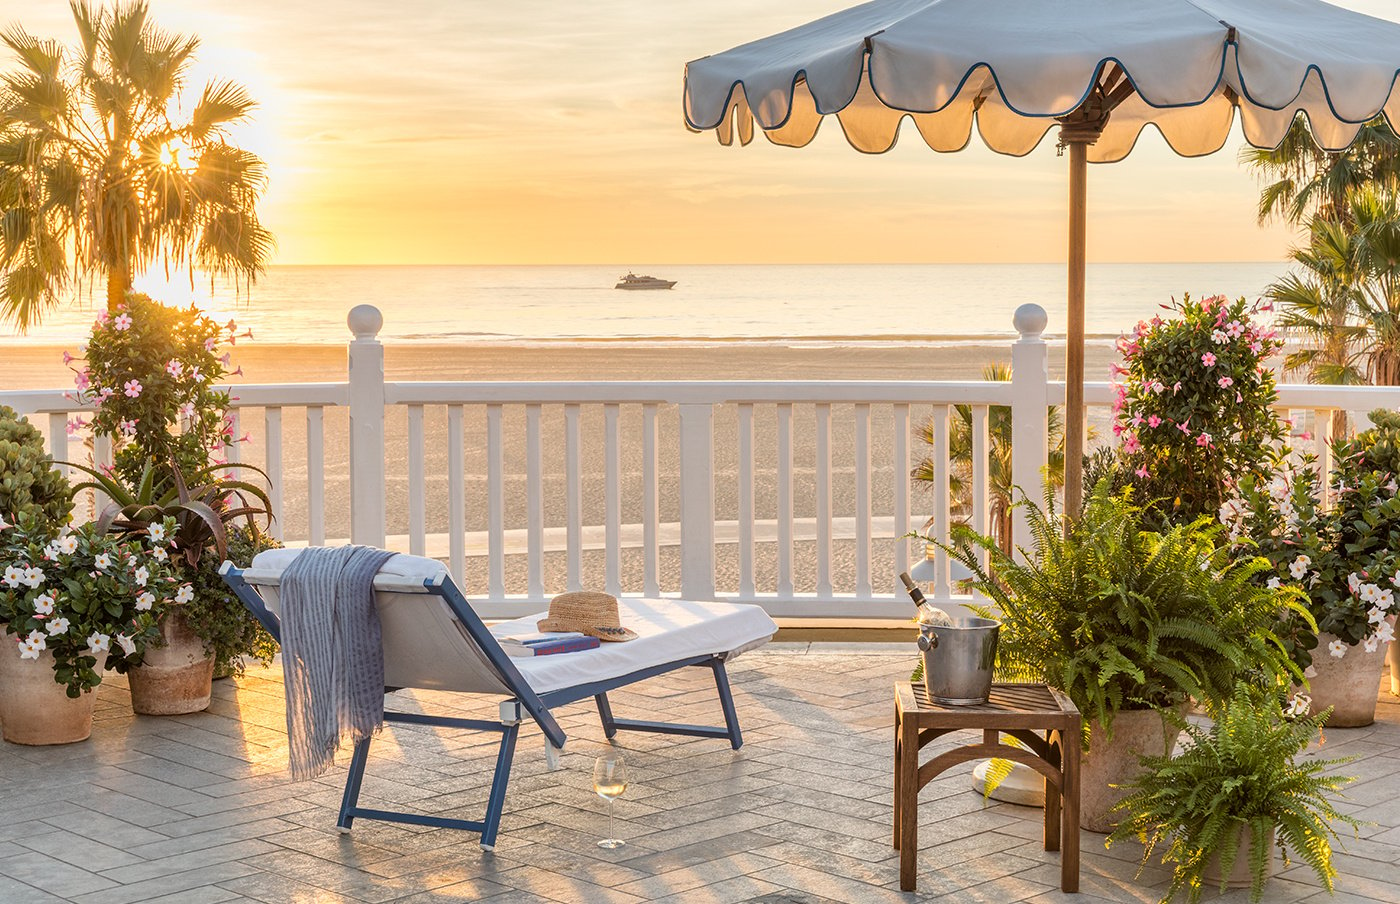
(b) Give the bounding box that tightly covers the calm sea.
[1,262,1290,346]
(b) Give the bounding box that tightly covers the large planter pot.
[1203,823,1276,890]
[1081,708,1174,834]
[129,609,214,716]
[0,647,107,745]
[1305,633,1388,728]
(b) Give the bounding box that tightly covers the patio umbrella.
[683,0,1400,517]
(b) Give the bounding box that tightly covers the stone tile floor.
[0,646,1396,904]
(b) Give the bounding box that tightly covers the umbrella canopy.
[683,0,1400,517]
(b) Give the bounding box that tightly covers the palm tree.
[0,1,272,329]
[913,363,1065,555]
[1268,189,1400,411]
[1241,116,1400,228]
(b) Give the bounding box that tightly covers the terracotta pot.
[129,609,214,716]
[0,647,106,745]
[1081,707,1174,834]
[1203,823,1275,890]
[1305,633,1387,728]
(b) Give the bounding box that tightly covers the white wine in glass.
[593,753,628,850]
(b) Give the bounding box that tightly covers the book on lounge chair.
[499,633,600,657]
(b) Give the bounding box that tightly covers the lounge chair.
[219,549,778,850]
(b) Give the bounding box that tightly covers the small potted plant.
[944,483,1309,832]
[1,515,176,744]
[69,458,273,714]
[1228,415,1400,727]
[1108,685,1358,904]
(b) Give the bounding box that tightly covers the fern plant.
[942,482,1311,740]
[1108,685,1358,904]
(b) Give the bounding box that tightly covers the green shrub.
[0,405,72,531]
[1109,685,1358,904]
[944,483,1309,741]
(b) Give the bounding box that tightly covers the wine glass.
[592,752,628,849]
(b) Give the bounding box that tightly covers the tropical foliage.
[0,405,72,529]
[1267,189,1400,389]
[1242,116,1400,229]
[0,514,179,694]
[1113,293,1286,527]
[0,0,272,328]
[1227,410,1400,663]
[68,292,247,485]
[943,483,1309,741]
[914,363,1064,553]
[1108,685,1358,904]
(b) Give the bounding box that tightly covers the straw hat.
[537,591,638,642]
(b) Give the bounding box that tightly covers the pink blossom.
[1148,415,1162,428]
[74,370,90,390]
[1135,465,1150,479]
[1236,391,1243,403]
[1177,420,1192,436]
[1196,432,1213,447]
[119,419,138,437]
[98,387,115,402]
[188,367,203,382]
[178,402,196,419]
[1201,352,1217,367]
[220,353,232,365]
[204,337,217,352]
[114,313,132,331]
[1131,415,1144,427]
[1226,320,1245,338]
[1123,433,1141,455]
[1298,431,1313,442]
[95,312,109,327]
[165,360,183,377]
[226,319,238,332]
[1218,376,1234,388]
[123,379,142,398]
[66,417,86,436]
[1249,341,1263,354]
[230,366,244,377]
[1112,423,1124,437]
[237,433,251,444]
[62,351,73,365]
[1172,381,1182,393]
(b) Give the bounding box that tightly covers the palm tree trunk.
[106,264,130,313]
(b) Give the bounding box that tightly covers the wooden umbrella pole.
[1064,139,1088,524]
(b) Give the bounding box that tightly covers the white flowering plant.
[0,515,181,696]
[1228,443,1400,668]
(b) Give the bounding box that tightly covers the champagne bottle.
[899,572,926,610]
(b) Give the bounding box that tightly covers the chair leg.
[480,722,520,852]
[595,693,618,739]
[711,660,743,750]
[337,736,373,833]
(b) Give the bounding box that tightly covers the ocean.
[0,262,1290,346]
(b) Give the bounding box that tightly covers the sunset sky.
[8,0,1400,266]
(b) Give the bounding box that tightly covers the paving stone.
[0,652,1393,903]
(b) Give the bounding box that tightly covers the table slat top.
[897,681,1080,730]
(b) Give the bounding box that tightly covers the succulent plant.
[0,405,73,532]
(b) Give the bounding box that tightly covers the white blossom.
[148,523,166,543]
[32,593,55,616]
[1328,638,1348,658]
[1284,694,1311,718]
[1267,576,1281,590]
[151,547,168,563]
[94,553,111,571]
[1371,606,1389,626]
[3,565,24,588]
[17,637,42,660]
[135,592,155,611]
[21,567,43,588]
[174,584,194,605]
[1348,573,1361,594]
[115,634,137,656]
[45,617,69,636]
[86,632,110,655]
[1378,622,1396,645]
[1364,635,1381,653]
[1289,555,1311,581]
[133,566,149,587]
[58,535,78,555]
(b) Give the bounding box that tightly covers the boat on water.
[615,272,677,290]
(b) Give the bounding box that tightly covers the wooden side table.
[894,681,1081,893]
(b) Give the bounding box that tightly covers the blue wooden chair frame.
[219,564,745,851]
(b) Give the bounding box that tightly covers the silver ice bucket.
[917,617,1001,705]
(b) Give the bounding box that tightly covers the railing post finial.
[348,304,384,341]
[347,306,387,547]
[1013,303,1048,340]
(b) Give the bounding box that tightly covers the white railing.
[7,302,1400,620]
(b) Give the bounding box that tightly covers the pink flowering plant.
[0,515,180,696]
[68,293,251,485]
[1227,411,1400,668]
[1113,294,1286,525]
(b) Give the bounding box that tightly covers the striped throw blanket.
[280,545,398,780]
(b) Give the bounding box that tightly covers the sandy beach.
[1,341,1117,599]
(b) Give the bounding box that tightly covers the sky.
[4,0,1400,266]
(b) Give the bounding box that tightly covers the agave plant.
[1109,684,1358,904]
[67,458,272,567]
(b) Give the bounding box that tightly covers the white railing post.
[1010,304,1050,555]
[679,402,716,600]
[347,305,386,548]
